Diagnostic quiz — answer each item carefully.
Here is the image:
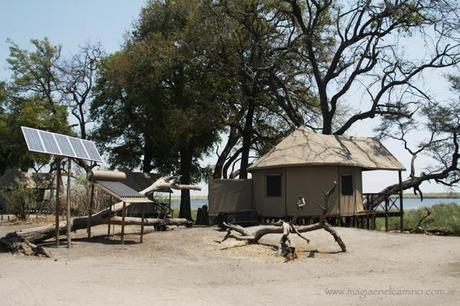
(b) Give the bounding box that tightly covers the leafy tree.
[92,0,229,219]
[7,38,104,141]
[0,85,68,174]
[209,0,321,179]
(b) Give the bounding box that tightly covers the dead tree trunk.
[410,207,432,235]
[219,182,346,260]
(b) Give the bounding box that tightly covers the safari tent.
[209,127,405,220]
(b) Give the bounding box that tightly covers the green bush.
[375,204,460,235]
[0,179,38,220]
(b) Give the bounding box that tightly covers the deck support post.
[384,199,389,232]
[399,170,404,232]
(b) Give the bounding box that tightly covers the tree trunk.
[213,127,239,179]
[239,97,255,179]
[142,138,154,173]
[179,145,193,220]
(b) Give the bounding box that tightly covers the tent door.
[339,169,355,216]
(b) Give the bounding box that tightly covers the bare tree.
[286,0,460,131]
[60,43,105,139]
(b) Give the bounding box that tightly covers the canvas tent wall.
[251,165,363,218]
[208,179,253,216]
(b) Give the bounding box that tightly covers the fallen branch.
[219,182,347,261]
[410,207,432,235]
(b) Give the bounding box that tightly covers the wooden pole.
[55,157,62,247]
[66,159,72,248]
[87,185,94,239]
[121,201,126,244]
[169,192,172,218]
[140,203,145,243]
[107,196,112,239]
[399,170,404,232]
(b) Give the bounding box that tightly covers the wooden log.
[110,217,192,227]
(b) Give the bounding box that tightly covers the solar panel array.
[21,126,104,163]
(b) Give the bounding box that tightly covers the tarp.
[208,179,253,216]
[248,127,405,171]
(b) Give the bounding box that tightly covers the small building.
[209,127,405,221]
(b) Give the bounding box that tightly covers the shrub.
[0,179,38,221]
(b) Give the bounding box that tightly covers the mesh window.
[341,175,353,196]
[266,175,282,197]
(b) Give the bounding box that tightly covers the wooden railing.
[363,193,401,212]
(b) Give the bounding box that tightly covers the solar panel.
[39,131,61,155]
[68,137,89,160]
[22,127,45,152]
[54,134,75,157]
[82,140,103,162]
[21,126,104,163]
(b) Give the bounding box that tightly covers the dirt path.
[0,221,459,305]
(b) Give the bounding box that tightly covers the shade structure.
[94,180,152,203]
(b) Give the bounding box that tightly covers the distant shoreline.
[395,192,460,199]
[167,193,460,201]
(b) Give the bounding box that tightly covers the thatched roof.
[248,127,405,171]
[0,169,58,189]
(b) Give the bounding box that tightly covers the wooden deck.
[260,193,404,231]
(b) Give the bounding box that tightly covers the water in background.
[402,198,460,209]
[171,198,460,210]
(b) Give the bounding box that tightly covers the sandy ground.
[0,220,459,306]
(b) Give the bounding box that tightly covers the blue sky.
[0,0,457,195]
[0,0,145,79]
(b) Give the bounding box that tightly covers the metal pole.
[66,159,72,248]
[87,185,94,239]
[399,170,404,232]
[55,157,62,247]
[121,202,126,244]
